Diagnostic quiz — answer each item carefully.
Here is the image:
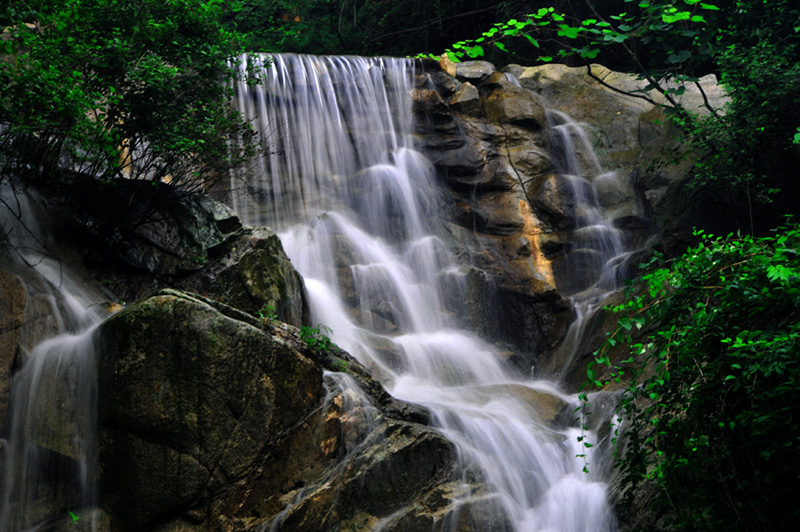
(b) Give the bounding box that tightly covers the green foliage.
[686,0,800,202]
[256,304,278,323]
[433,0,721,95]
[590,223,800,530]
[0,0,257,190]
[331,358,349,372]
[299,323,335,353]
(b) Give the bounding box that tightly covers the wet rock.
[474,383,571,426]
[379,485,514,532]
[507,144,554,179]
[449,81,482,116]
[179,226,307,326]
[99,290,323,531]
[113,192,241,275]
[482,82,547,129]
[456,60,497,83]
[97,289,475,532]
[527,174,582,230]
[0,269,24,422]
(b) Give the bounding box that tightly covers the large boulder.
[482,72,547,129]
[97,289,496,532]
[98,290,322,531]
[179,226,307,325]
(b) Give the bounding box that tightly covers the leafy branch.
[585,223,800,530]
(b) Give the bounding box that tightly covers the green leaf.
[466,45,484,58]
[667,49,692,63]
[523,33,540,47]
[494,42,507,52]
[581,48,600,59]
[663,11,692,23]
[557,25,581,38]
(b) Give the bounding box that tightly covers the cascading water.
[545,111,636,380]
[0,185,107,531]
[232,54,621,531]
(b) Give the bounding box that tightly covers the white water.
[545,111,636,380]
[0,185,107,531]
[232,55,620,531]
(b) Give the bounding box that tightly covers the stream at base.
[232,54,628,532]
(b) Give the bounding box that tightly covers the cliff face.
[0,59,724,531]
[412,58,723,373]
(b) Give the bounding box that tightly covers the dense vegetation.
[0,0,256,192]
[589,225,800,531]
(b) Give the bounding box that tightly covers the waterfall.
[545,111,637,380]
[0,185,107,531]
[231,54,620,531]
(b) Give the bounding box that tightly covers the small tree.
[0,0,258,192]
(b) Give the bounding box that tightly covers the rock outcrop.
[414,62,572,365]
[68,180,308,327]
[503,62,727,253]
[412,58,725,369]
[97,289,505,532]
[0,269,25,424]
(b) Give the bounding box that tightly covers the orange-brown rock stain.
[518,199,555,288]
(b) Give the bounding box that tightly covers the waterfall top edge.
[243,52,417,63]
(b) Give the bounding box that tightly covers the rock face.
[502,62,727,248]
[0,269,25,423]
[414,62,572,365]
[97,290,504,532]
[412,59,725,366]
[72,181,308,327]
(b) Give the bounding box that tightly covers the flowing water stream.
[0,186,107,531]
[231,54,628,532]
